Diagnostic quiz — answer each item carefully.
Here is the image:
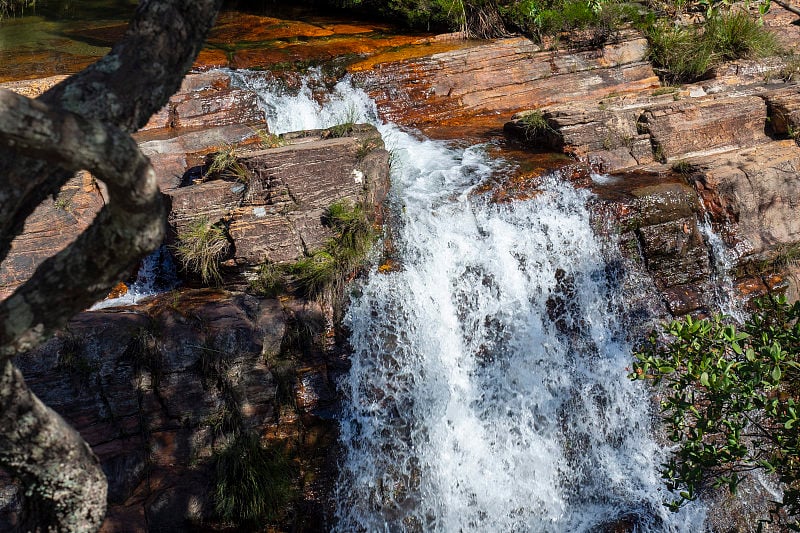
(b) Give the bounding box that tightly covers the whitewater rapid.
[232,70,706,532]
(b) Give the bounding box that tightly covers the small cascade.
[235,70,707,531]
[698,216,746,323]
[91,246,179,309]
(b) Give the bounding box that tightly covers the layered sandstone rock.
[354,31,660,131]
[0,71,269,298]
[167,125,390,279]
[0,171,105,300]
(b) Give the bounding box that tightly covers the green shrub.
[174,217,230,285]
[631,295,800,528]
[212,433,295,526]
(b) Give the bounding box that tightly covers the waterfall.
[233,71,707,531]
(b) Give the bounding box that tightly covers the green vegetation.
[520,110,551,134]
[212,433,296,527]
[671,160,694,175]
[249,261,286,297]
[206,144,251,182]
[501,0,643,45]
[631,295,800,529]
[646,9,778,83]
[329,0,779,82]
[324,104,360,139]
[253,128,288,148]
[174,217,230,285]
[56,331,95,377]
[288,200,376,298]
[53,193,73,212]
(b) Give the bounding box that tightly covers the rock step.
[168,125,389,270]
[506,82,800,172]
[354,32,659,129]
[0,70,390,298]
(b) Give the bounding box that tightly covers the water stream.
[237,71,706,531]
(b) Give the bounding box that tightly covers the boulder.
[167,126,390,270]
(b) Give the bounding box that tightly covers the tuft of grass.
[671,160,694,175]
[324,104,360,139]
[56,331,94,377]
[289,200,376,299]
[206,144,251,182]
[249,262,286,297]
[253,128,287,148]
[288,252,338,299]
[646,11,778,83]
[646,21,714,83]
[53,193,73,212]
[703,10,779,62]
[174,217,230,286]
[212,433,296,527]
[519,110,556,139]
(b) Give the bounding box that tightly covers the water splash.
[91,246,178,309]
[233,70,706,531]
[229,68,378,135]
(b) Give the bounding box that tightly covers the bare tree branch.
[0,1,224,530]
[0,0,224,265]
[0,89,164,357]
[0,360,106,532]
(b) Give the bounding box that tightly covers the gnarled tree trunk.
[0,0,223,530]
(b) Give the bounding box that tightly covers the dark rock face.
[0,68,390,531]
[3,289,342,531]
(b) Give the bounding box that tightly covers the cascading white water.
[233,71,707,531]
[698,217,746,323]
[91,245,178,309]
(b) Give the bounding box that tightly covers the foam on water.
[234,71,706,531]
